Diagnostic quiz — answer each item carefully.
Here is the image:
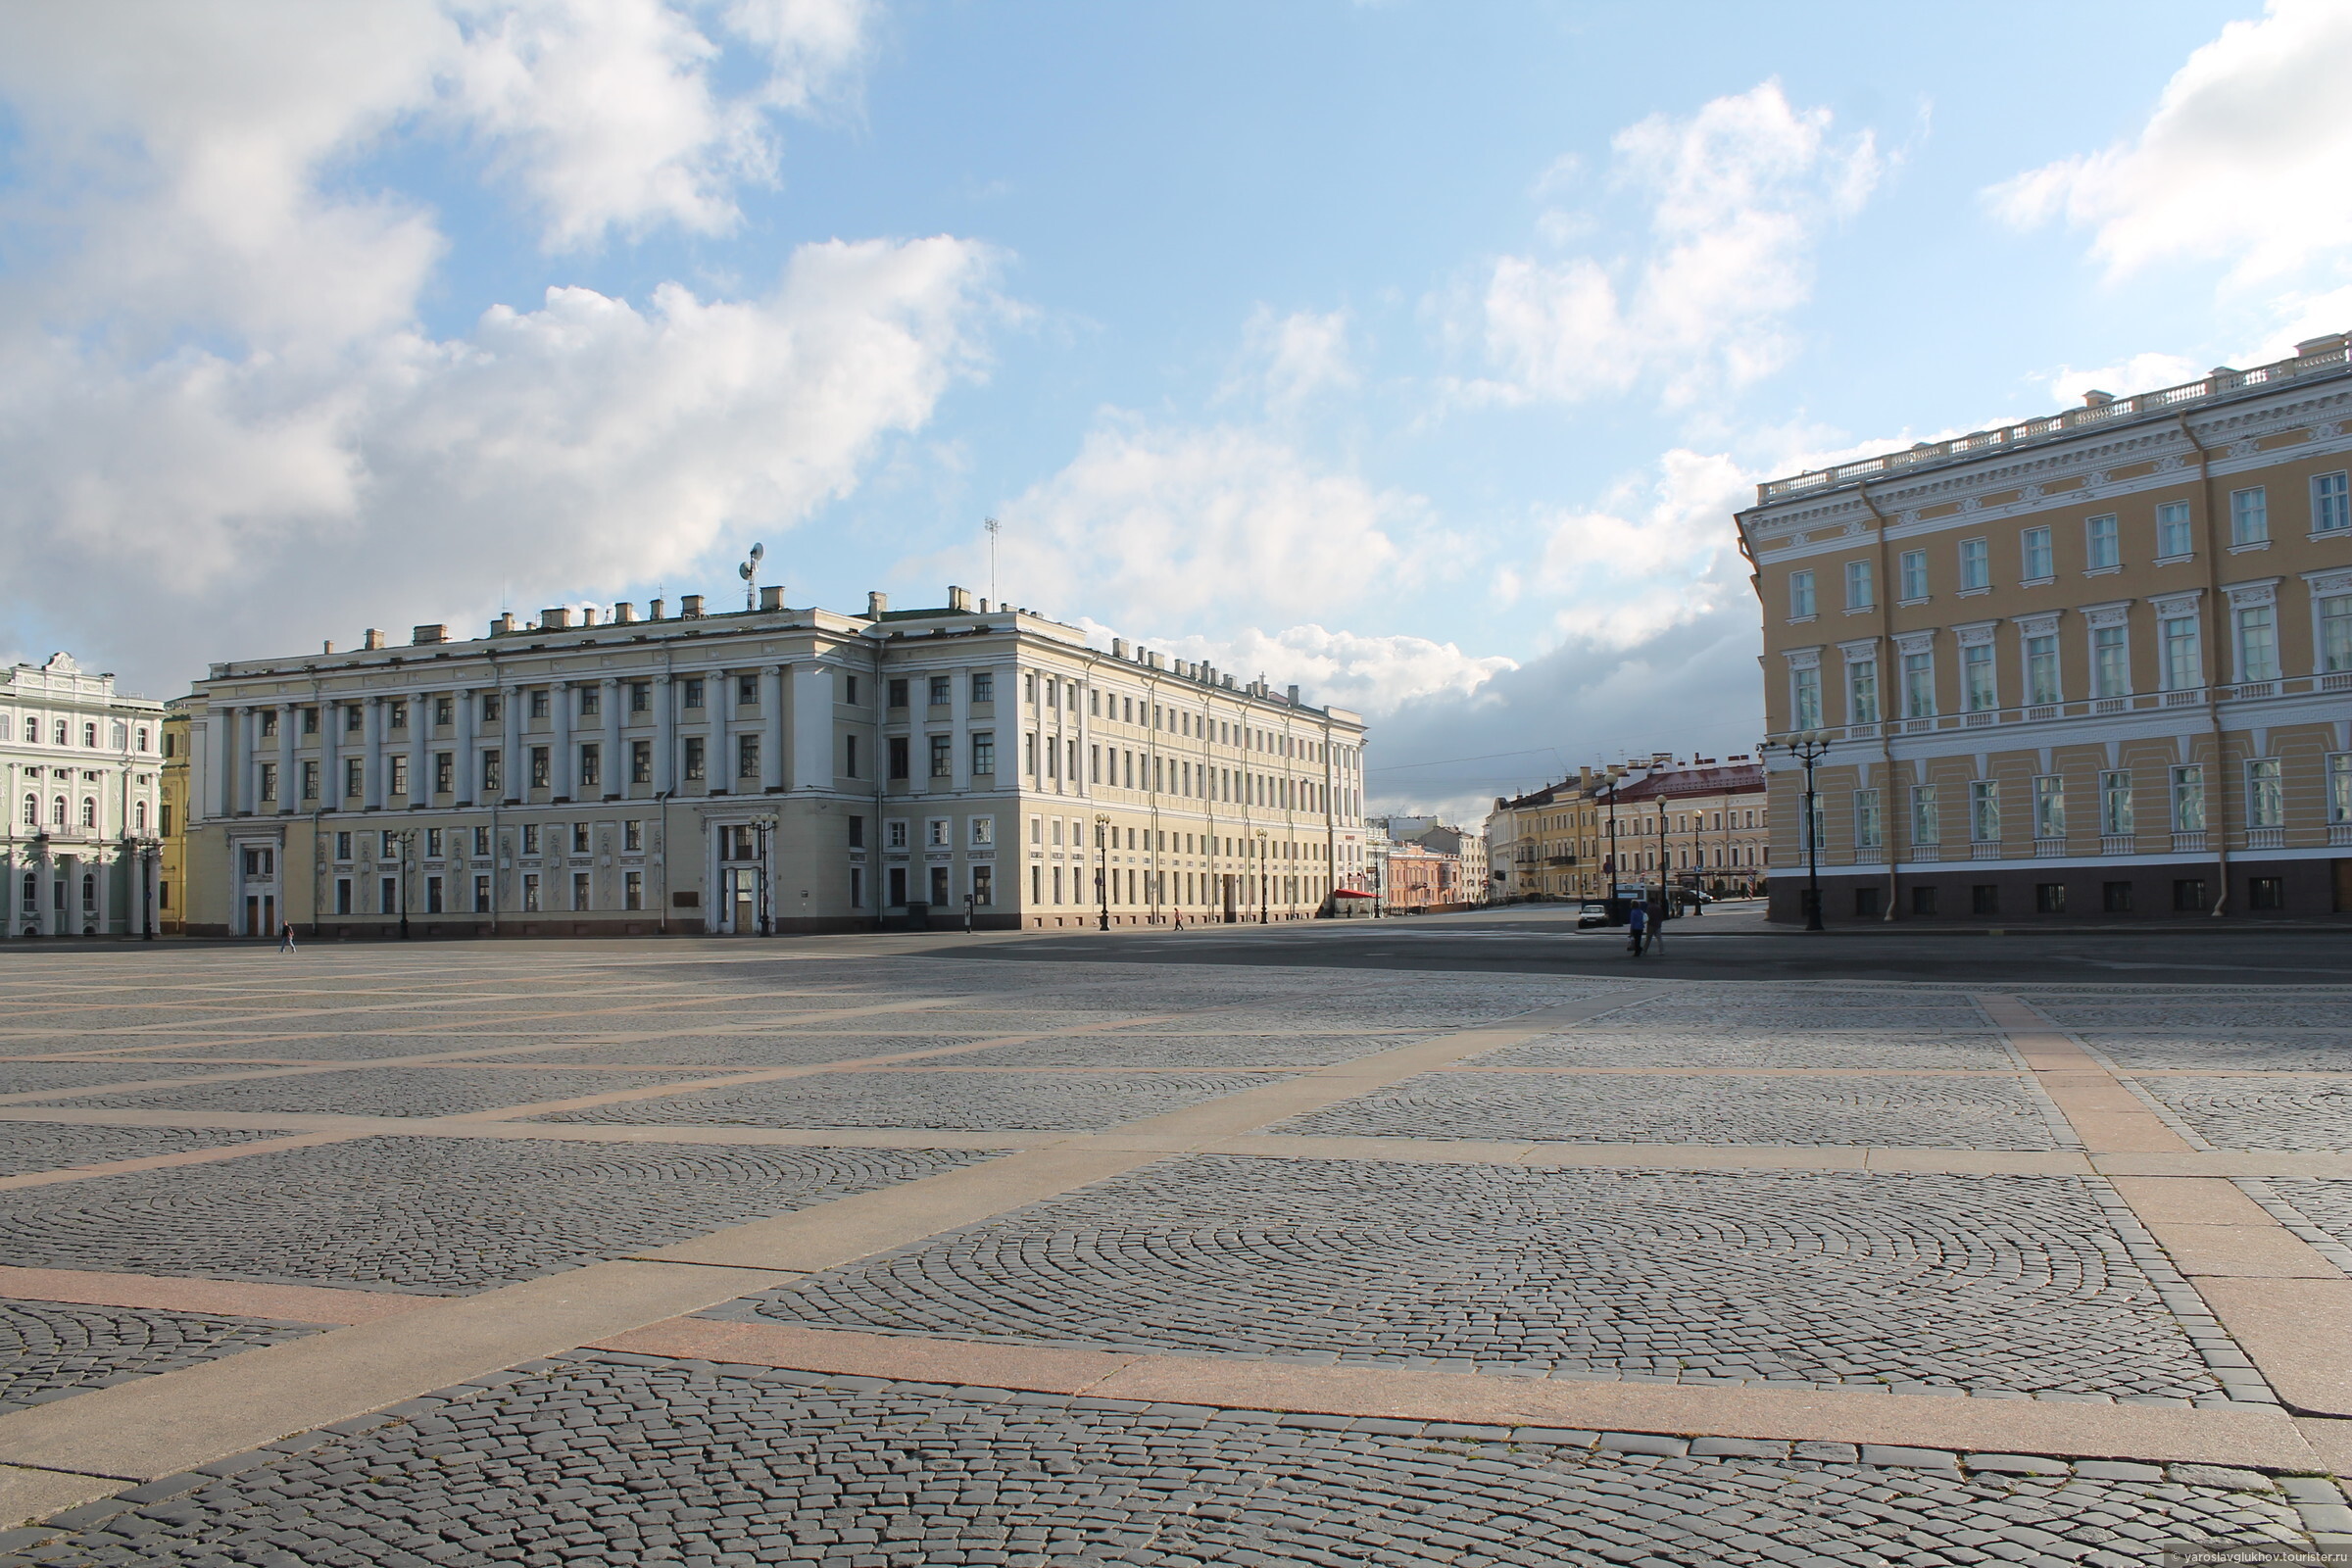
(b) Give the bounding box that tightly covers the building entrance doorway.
[1220,874,1238,923]
[723,866,759,934]
[236,845,277,937]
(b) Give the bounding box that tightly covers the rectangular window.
[2315,471,2350,534]
[334,879,352,915]
[2322,597,2352,672]
[2091,625,2128,698]
[425,827,444,858]
[928,734,952,778]
[2246,758,2283,829]
[2033,775,2064,839]
[346,705,364,733]
[970,815,994,846]
[579,686,600,716]
[571,871,590,910]
[738,734,760,779]
[682,677,705,710]
[473,827,490,857]
[579,743,601,789]
[1853,789,1882,849]
[2034,883,2067,914]
[1962,644,1996,711]
[2157,500,2193,559]
[1911,785,1938,846]
[887,678,909,710]
[2102,881,2132,913]
[2328,753,2352,824]
[738,674,759,707]
[1843,560,1873,610]
[425,876,443,914]
[482,751,502,795]
[2025,634,2059,704]
[1902,651,1935,717]
[888,736,909,780]
[335,831,353,860]
[521,823,539,855]
[2171,765,2204,832]
[2085,514,2120,570]
[259,710,277,738]
[888,819,909,850]
[624,871,643,909]
[2100,770,2133,835]
[971,864,994,906]
[522,873,540,912]
[1972,884,1999,916]
[1911,885,1936,916]
[386,757,406,797]
[344,758,364,798]
[928,676,951,707]
[623,818,643,853]
[302,707,319,734]
[844,734,858,779]
[530,746,551,788]
[2163,615,2202,690]
[479,695,497,723]
[683,737,706,781]
[572,823,590,855]
[1899,549,1928,602]
[302,760,319,800]
[380,877,397,914]
[972,671,994,704]
[630,740,652,784]
[970,732,995,774]
[529,689,549,719]
[1791,667,1821,729]
[2230,486,2268,546]
[468,875,486,913]
[2235,605,2278,681]
[630,682,650,712]
[1788,570,1815,618]
[1969,779,1998,843]
[433,753,453,795]
[2247,875,2284,910]
[2021,526,2053,580]
[1958,537,1990,590]
[2171,878,2206,912]
[1846,660,1878,724]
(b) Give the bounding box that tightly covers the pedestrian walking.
[1626,902,1647,957]
[277,921,296,955]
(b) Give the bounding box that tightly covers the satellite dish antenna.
[739,542,765,609]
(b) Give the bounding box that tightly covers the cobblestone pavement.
[0,951,2346,1564]
[0,1354,2315,1568]
[0,1123,291,1178]
[2132,1075,2352,1151]
[720,1155,2243,1399]
[0,1301,317,1411]
[537,1069,1295,1131]
[0,1137,987,1293]
[1274,1070,2079,1149]
[31,1067,724,1119]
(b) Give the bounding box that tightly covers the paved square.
[0,943,2341,1565]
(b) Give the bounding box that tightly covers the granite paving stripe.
[0,1130,371,1194]
[589,1316,2324,1469]
[31,1067,730,1120]
[0,1269,438,1325]
[533,1069,1298,1132]
[0,1300,323,1413]
[0,1124,294,1181]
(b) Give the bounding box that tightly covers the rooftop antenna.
[983,516,1000,606]
[738,542,764,611]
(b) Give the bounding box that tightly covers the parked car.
[1576,901,1617,928]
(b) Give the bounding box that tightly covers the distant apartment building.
[1742,336,2352,923]
[176,588,1368,937]
[0,654,168,938]
[1488,758,1764,900]
[1365,814,1487,910]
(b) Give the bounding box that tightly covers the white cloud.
[1224,307,1358,414]
[989,419,1430,631]
[1530,447,1754,644]
[1470,80,1880,406]
[1089,622,1515,719]
[2037,352,2206,411]
[1988,0,2352,286]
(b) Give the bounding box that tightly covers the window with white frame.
[2157,500,2194,559]
[2314,471,2349,534]
[1853,789,1882,849]
[2090,624,2129,698]
[927,818,950,848]
[2321,593,2352,672]
[2162,614,2202,690]
[2234,603,2278,682]
[1788,570,1816,619]
[2025,633,2060,704]
[2021,526,2053,581]
[2171,765,2204,832]
[887,819,909,849]
[1910,785,1938,845]
[2230,486,2268,546]
[1899,549,1928,602]
[1790,666,1821,729]
[969,815,994,847]
[2329,753,2352,824]
[1846,659,1879,724]
[1961,644,1996,711]
[1958,538,1990,590]
[2246,759,2283,829]
[2085,514,2120,570]
[1844,560,1874,610]
[1968,779,1998,842]
[2033,775,2064,839]
[1902,650,1935,716]
[2099,769,2133,835]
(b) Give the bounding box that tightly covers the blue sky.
[2,0,2342,820]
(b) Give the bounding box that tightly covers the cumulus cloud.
[0,0,995,689]
[990,419,1432,631]
[1469,80,1880,406]
[1530,448,1755,644]
[1086,622,1515,719]
[1987,0,2352,286]
[1223,307,1358,414]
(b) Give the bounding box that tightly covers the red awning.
[1331,889,1379,899]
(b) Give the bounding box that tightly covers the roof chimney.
[1286,684,1300,706]
[1111,638,1128,660]
[612,602,637,624]
[363,628,386,651]
[866,591,888,618]
[488,612,515,636]
[2081,389,2114,408]
[322,640,336,655]
[948,585,973,612]
[759,585,784,612]
[2296,333,2347,358]
[679,594,704,618]
[540,609,571,630]
[648,598,665,619]
[412,624,448,645]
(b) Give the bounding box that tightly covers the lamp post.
[1766,730,1832,932]
[1094,813,1111,932]
[1256,830,1268,924]
[392,828,415,940]
[754,816,773,938]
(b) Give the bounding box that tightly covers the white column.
[363,697,386,810]
[790,663,832,789]
[652,674,674,794]
[501,685,522,802]
[34,843,52,937]
[599,678,621,800]
[760,665,785,793]
[320,699,341,814]
[95,847,111,935]
[406,693,428,807]
[277,703,298,814]
[709,670,731,793]
[214,707,239,818]
[552,680,574,800]
[454,687,476,805]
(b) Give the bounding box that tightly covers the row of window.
[1027,813,1329,861]
[327,869,645,917]
[17,795,151,833]
[1855,879,2274,917]
[271,675,762,739]
[1024,862,1327,908]
[1790,592,2352,726]
[1807,757,2352,850]
[0,717,151,751]
[1024,670,1350,768]
[1788,476,2350,619]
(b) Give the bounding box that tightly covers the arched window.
[19,872,33,909]
[133,800,148,832]
[80,798,97,829]
[80,873,94,910]
[49,796,65,827]
[21,794,34,828]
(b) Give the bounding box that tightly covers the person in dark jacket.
[1626,902,1647,956]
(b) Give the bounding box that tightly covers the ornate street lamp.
[1094,813,1111,932]
[1764,730,1833,932]
[1256,830,1269,924]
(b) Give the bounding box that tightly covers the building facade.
[1489,771,1614,900]
[0,654,168,938]
[178,588,1368,937]
[1743,337,2352,923]
[1601,760,1769,899]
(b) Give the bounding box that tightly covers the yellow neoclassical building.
[1742,337,2352,924]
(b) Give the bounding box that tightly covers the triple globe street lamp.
[1763,729,1834,932]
